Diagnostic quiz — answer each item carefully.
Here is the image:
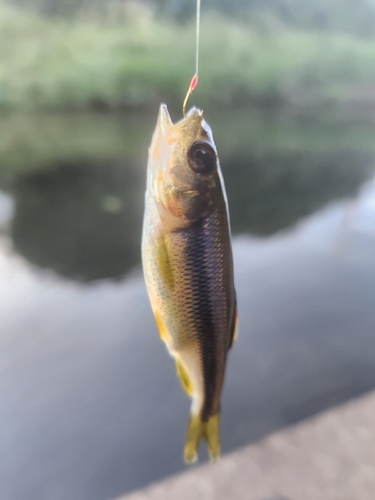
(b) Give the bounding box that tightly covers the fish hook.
[182,74,198,117]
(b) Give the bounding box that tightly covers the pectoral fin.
[156,234,174,290]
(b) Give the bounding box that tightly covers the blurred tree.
[6,0,375,36]
[149,0,375,37]
[6,0,136,17]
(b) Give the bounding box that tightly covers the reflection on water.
[0,191,14,229]
[1,110,374,280]
[225,149,374,235]
[11,161,144,281]
[1,109,375,500]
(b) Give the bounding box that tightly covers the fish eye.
[187,141,217,175]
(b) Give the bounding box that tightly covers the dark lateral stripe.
[183,211,224,421]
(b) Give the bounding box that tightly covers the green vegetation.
[11,0,375,38]
[2,110,375,177]
[2,3,375,111]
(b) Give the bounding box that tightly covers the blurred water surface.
[1,108,375,500]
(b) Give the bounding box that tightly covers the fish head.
[147,104,220,226]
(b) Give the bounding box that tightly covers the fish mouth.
[157,104,203,134]
[157,104,173,132]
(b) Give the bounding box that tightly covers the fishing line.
[195,0,201,76]
[182,0,201,116]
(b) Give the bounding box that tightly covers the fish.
[141,104,237,463]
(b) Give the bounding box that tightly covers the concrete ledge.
[118,391,375,500]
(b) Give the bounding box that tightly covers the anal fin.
[176,359,194,395]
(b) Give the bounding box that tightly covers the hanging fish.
[141,103,237,463]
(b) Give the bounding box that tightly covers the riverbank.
[2,4,375,112]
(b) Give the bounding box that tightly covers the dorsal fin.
[228,294,238,349]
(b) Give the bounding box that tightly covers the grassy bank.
[2,110,375,176]
[2,3,375,111]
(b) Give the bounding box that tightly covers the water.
[1,108,375,500]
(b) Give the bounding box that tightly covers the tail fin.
[184,413,220,464]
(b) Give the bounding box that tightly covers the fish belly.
[142,194,235,419]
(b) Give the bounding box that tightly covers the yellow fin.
[204,413,221,460]
[232,310,239,344]
[154,310,172,345]
[156,234,174,290]
[184,414,221,464]
[176,359,194,395]
[228,307,238,349]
